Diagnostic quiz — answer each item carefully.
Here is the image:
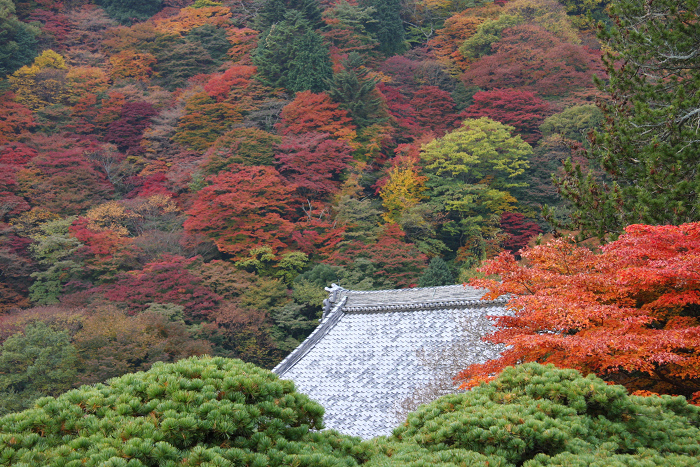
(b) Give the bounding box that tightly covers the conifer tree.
[361,0,406,55]
[97,0,164,24]
[0,0,39,77]
[256,0,324,31]
[418,256,454,287]
[555,0,700,239]
[254,10,332,93]
[0,357,361,465]
[328,52,386,128]
[0,322,78,415]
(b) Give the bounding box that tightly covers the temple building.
[272,284,508,438]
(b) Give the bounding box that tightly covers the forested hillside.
[1,0,698,418]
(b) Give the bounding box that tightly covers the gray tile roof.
[272,284,508,439]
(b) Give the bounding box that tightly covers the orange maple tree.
[153,5,232,35]
[460,223,700,402]
[184,165,297,259]
[427,13,485,73]
[109,50,157,82]
[276,91,357,144]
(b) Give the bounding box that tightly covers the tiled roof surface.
[273,284,508,439]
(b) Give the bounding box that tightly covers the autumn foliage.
[462,223,700,401]
[276,91,356,143]
[462,24,603,98]
[184,165,297,259]
[101,255,221,321]
[275,133,352,199]
[1,0,689,416]
[460,88,551,144]
[328,223,428,288]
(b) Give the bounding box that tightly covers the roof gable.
[273,284,508,438]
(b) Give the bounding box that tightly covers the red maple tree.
[275,133,352,200]
[184,165,297,259]
[16,148,114,214]
[101,255,221,322]
[105,101,158,155]
[462,24,604,99]
[461,223,700,401]
[461,88,552,144]
[276,91,356,142]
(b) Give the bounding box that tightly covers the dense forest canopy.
[0,0,699,443]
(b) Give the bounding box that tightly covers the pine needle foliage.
[555,0,700,240]
[0,356,361,467]
[1,361,699,466]
[417,257,454,287]
[390,363,700,467]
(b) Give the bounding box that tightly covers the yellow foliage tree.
[154,5,232,35]
[10,208,61,237]
[65,67,111,105]
[380,160,427,223]
[503,0,580,44]
[109,50,157,82]
[85,201,136,237]
[9,50,69,111]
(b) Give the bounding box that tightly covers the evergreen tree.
[0,323,78,415]
[395,363,700,467]
[256,0,324,31]
[287,28,334,93]
[96,0,164,24]
[328,52,386,128]
[0,0,39,77]
[418,257,454,287]
[254,11,332,93]
[186,24,231,64]
[0,357,360,465]
[153,41,217,91]
[361,0,407,55]
[555,0,700,240]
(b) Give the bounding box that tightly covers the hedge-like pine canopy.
[1,358,699,466]
[0,356,362,467]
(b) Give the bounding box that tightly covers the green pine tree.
[0,0,39,77]
[96,0,163,24]
[554,0,700,240]
[328,52,386,128]
[418,257,454,287]
[287,27,334,93]
[186,24,231,64]
[361,0,406,55]
[254,10,332,93]
[256,0,324,30]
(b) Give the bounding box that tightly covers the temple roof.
[272,284,508,439]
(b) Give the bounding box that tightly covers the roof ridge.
[338,284,475,295]
[343,297,508,313]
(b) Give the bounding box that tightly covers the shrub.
[0,356,362,466]
[391,363,700,466]
[2,360,699,466]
